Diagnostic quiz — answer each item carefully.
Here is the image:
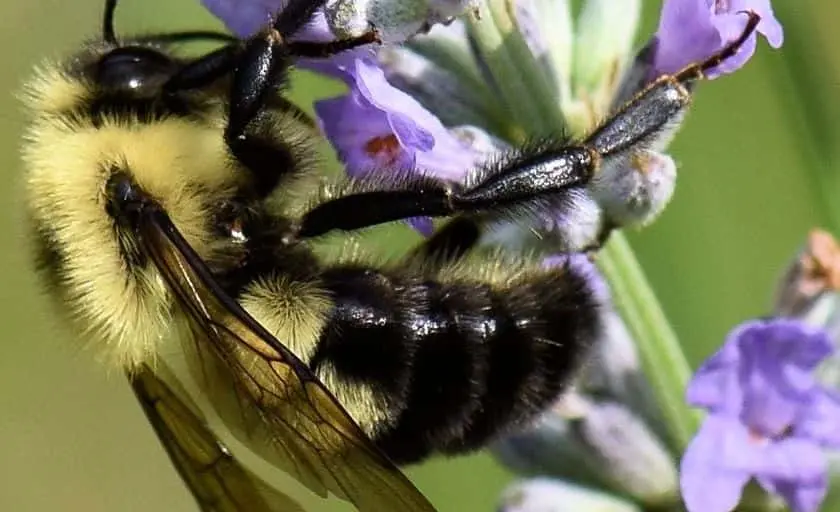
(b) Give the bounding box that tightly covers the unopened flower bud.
[494,395,678,506]
[325,0,478,43]
[499,478,640,512]
[774,229,840,386]
[513,0,573,104]
[578,308,664,433]
[775,229,840,320]
[572,0,641,114]
[588,150,676,228]
[481,189,606,253]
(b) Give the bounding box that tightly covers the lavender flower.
[203,0,780,246]
[680,318,840,512]
[202,0,282,37]
[652,0,784,78]
[313,56,482,180]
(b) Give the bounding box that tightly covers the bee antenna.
[103,0,118,44]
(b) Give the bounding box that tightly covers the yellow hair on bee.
[315,362,393,438]
[20,63,90,117]
[313,236,548,289]
[21,70,238,370]
[239,276,332,365]
[433,248,546,287]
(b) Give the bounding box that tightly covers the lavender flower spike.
[680,318,840,512]
[653,0,783,78]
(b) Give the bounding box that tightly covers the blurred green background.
[1,1,838,511]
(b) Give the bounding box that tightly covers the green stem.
[466,0,699,454]
[597,233,700,450]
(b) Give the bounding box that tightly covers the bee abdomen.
[308,263,603,465]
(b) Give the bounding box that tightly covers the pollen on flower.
[363,134,402,164]
[746,427,768,445]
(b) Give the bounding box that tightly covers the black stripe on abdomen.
[308,264,602,465]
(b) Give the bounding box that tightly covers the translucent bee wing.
[129,363,307,512]
[139,209,436,512]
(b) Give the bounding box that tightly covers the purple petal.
[543,254,611,307]
[795,388,840,448]
[199,5,375,78]
[752,437,827,482]
[683,414,773,476]
[738,337,806,436]
[686,326,743,412]
[745,319,834,371]
[314,94,417,175]
[315,57,482,182]
[408,217,435,237]
[653,0,723,75]
[758,474,828,512]
[680,415,751,512]
[736,319,832,436]
[683,415,829,498]
[727,0,784,47]
[414,128,482,182]
[707,16,758,75]
[202,0,282,37]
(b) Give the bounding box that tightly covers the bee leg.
[410,216,483,264]
[297,145,597,238]
[225,0,380,144]
[296,11,768,243]
[163,45,241,93]
[287,32,381,58]
[271,0,331,37]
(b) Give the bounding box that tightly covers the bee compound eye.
[97,46,176,92]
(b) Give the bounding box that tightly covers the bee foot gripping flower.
[652,0,784,77]
[680,318,840,512]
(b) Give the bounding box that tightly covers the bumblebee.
[20,0,761,509]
